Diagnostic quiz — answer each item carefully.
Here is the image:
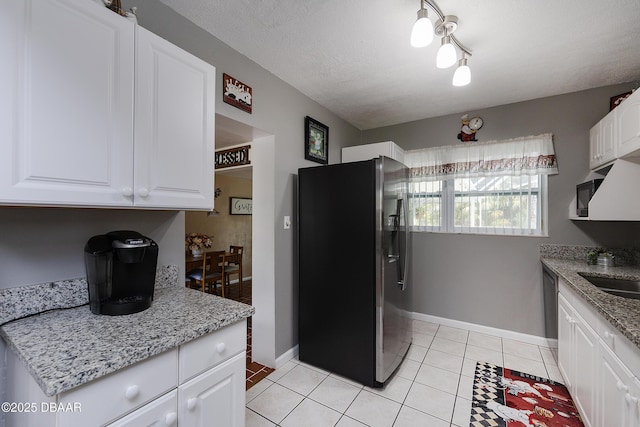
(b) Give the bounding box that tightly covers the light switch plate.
[284,215,291,229]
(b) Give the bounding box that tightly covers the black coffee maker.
[84,230,158,315]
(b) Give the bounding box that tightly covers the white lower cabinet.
[107,390,177,427]
[4,320,246,427]
[178,352,246,427]
[558,279,640,427]
[598,344,639,427]
[557,292,597,427]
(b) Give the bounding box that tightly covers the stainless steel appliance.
[297,156,412,387]
[542,265,558,339]
[576,179,603,217]
[84,230,158,315]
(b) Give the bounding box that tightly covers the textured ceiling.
[158,0,640,130]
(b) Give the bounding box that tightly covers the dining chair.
[224,245,244,298]
[186,251,227,297]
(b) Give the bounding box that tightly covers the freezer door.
[376,156,412,384]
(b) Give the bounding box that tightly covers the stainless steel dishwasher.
[542,264,558,339]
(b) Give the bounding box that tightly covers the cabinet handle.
[216,342,226,354]
[122,187,134,197]
[616,380,629,392]
[604,330,615,343]
[138,187,150,198]
[164,412,177,425]
[187,397,197,411]
[124,385,140,400]
[625,393,638,405]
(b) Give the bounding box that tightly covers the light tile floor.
[246,319,561,427]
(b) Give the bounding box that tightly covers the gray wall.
[363,83,640,336]
[132,0,362,357]
[0,1,360,362]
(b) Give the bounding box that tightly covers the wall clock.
[457,114,483,142]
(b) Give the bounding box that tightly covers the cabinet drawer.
[179,320,246,383]
[107,390,177,427]
[58,349,178,427]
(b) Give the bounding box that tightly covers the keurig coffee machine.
[84,230,158,315]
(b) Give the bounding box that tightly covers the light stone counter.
[540,244,640,350]
[0,267,254,397]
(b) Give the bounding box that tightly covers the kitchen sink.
[578,274,640,300]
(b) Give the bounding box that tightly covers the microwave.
[576,179,603,217]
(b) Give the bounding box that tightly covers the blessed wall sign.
[215,145,251,169]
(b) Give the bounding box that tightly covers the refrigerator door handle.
[397,194,409,291]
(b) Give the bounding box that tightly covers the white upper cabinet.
[0,0,135,206]
[589,113,616,170]
[589,89,640,171]
[0,0,215,209]
[134,26,215,210]
[342,141,405,165]
[616,89,640,158]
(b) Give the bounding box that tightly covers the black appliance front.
[84,230,158,315]
[298,160,378,386]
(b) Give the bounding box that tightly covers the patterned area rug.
[470,361,584,427]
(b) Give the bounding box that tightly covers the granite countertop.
[541,256,640,350]
[0,275,254,397]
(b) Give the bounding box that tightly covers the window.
[410,174,546,235]
[406,134,556,236]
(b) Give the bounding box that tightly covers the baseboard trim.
[413,312,558,348]
[276,315,557,372]
[275,345,298,369]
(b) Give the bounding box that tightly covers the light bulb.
[452,57,471,86]
[436,36,457,69]
[410,8,433,47]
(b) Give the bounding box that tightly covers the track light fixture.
[452,55,471,86]
[410,1,433,47]
[410,0,472,86]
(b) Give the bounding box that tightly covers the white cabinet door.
[107,390,178,427]
[134,26,215,210]
[0,0,134,206]
[558,292,597,427]
[557,294,574,389]
[617,89,640,157]
[178,352,246,427]
[572,311,598,427]
[599,343,636,427]
[589,113,616,170]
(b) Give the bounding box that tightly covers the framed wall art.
[610,91,632,111]
[223,73,252,114]
[229,197,252,215]
[304,116,329,164]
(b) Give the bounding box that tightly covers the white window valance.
[405,133,558,179]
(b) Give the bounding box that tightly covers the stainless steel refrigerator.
[297,156,412,387]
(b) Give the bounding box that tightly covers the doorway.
[185,114,277,384]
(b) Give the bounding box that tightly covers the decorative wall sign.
[304,116,329,164]
[230,197,252,215]
[610,91,633,111]
[223,73,252,113]
[215,145,251,169]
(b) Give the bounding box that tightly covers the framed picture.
[304,116,329,164]
[223,73,252,114]
[229,197,252,215]
[610,91,632,111]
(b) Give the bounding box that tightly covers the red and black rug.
[470,361,584,427]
